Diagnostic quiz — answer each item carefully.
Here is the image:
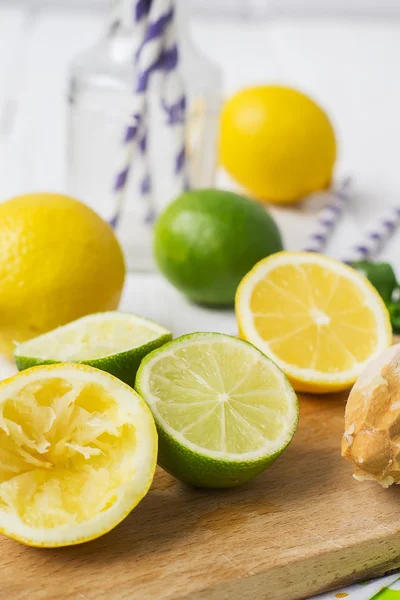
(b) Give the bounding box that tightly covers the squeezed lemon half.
[0,363,157,547]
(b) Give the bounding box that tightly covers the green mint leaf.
[350,261,398,306]
[389,300,400,334]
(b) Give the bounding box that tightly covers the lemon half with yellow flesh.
[236,252,392,393]
[0,364,157,547]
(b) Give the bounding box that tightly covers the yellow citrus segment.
[268,325,321,371]
[236,252,392,393]
[0,364,157,547]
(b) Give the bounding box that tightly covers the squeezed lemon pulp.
[0,377,136,528]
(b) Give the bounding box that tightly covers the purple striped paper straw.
[138,105,156,223]
[160,6,188,194]
[343,205,400,263]
[110,0,174,228]
[303,176,352,253]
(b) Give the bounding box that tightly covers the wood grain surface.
[1,390,400,600]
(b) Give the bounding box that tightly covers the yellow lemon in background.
[0,193,125,358]
[219,85,337,204]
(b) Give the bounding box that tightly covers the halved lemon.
[0,363,157,547]
[236,252,392,393]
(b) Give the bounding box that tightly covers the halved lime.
[14,312,172,387]
[135,332,299,488]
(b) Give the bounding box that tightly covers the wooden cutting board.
[1,390,400,600]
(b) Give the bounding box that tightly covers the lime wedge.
[14,312,172,387]
[135,332,299,488]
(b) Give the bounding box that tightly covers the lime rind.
[135,332,299,488]
[14,312,172,388]
[154,189,283,307]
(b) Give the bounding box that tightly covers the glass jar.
[67,0,223,271]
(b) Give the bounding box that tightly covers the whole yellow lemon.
[0,193,125,357]
[219,85,337,204]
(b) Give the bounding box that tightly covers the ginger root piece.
[342,344,400,487]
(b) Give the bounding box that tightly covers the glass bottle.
[67,0,223,271]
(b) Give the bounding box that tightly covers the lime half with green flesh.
[135,332,298,488]
[14,312,172,388]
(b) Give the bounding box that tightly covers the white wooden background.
[7,0,400,17]
[1,4,400,374]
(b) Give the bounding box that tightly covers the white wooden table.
[1,6,400,353]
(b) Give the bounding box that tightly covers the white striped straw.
[110,0,174,228]
[138,103,156,223]
[159,4,188,197]
[343,204,400,263]
[302,176,352,253]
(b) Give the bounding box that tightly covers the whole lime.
[154,189,283,306]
